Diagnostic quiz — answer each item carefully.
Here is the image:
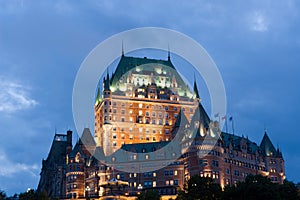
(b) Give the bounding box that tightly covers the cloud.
[0,150,39,177]
[54,1,74,15]
[0,0,25,15]
[0,77,37,113]
[249,11,269,32]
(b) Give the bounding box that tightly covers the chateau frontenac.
[37,52,285,199]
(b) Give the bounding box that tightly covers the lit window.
[174,170,178,176]
[139,104,143,108]
[139,128,143,132]
[170,180,174,185]
[139,110,143,115]
[153,172,156,177]
[153,181,156,187]
[129,110,133,114]
[145,154,149,159]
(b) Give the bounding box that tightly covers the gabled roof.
[69,141,86,158]
[81,128,96,147]
[44,134,69,166]
[221,132,260,154]
[174,109,189,127]
[190,102,210,130]
[260,131,277,157]
[69,128,95,158]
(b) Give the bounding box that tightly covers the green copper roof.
[260,131,278,157]
[112,55,175,84]
[109,55,192,97]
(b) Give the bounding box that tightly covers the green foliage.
[223,174,300,200]
[19,189,50,200]
[137,190,161,200]
[279,180,300,200]
[0,190,7,200]
[177,174,300,200]
[176,175,222,200]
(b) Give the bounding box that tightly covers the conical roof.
[260,131,277,156]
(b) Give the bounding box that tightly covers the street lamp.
[85,185,90,200]
[137,183,143,195]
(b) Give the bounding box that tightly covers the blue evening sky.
[1,0,300,195]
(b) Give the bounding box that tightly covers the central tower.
[94,54,199,156]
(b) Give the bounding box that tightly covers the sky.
[1,0,300,196]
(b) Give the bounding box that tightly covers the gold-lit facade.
[38,53,285,199]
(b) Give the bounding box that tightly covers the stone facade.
[38,54,285,199]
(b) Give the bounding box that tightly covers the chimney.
[66,130,72,154]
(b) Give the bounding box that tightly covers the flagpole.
[232,118,235,135]
[225,117,228,133]
[229,116,235,135]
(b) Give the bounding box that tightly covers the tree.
[176,175,222,200]
[19,189,50,200]
[137,190,161,200]
[279,180,300,200]
[223,174,280,200]
[0,190,7,200]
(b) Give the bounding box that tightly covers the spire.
[106,68,109,81]
[121,40,124,57]
[168,44,170,61]
[104,68,110,91]
[260,131,277,156]
[193,75,200,99]
[95,85,101,104]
